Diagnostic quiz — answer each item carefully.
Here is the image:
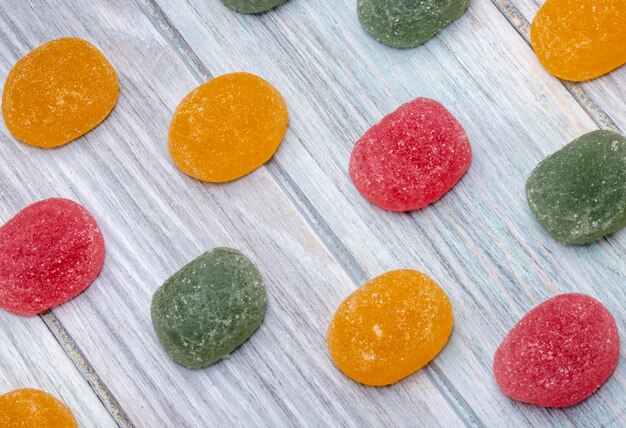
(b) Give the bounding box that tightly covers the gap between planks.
[39,311,134,428]
[136,0,486,426]
[30,0,621,426]
[0,14,135,426]
[134,0,623,426]
[490,0,621,133]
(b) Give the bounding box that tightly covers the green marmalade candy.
[151,248,267,368]
[357,0,470,48]
[220,0,289,14]
[526,130,626,244]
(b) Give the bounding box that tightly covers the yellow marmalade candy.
[327,270,453,386]
[530,0,626,81]
[169,72,288,183]
[0,388,77,427]
[2,38,119,148]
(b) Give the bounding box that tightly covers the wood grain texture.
[0,0,624,426]
[0,1,465,426]
[492,0,625,132]
[0,310,115,426]
[146,0,626,426]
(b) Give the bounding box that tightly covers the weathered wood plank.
[148,0,626,426]
[492,0,625,132]
[0,0,466,426]
[0,310,116,426]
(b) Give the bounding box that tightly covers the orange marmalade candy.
[0,388,77,427]
[2,38,119,148]
[169,72,288,183]
[530,0,626,81]
[327,270,453,386]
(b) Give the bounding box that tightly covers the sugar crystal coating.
[494,294,619,407]
[169,72,288,183]
[151,247,267,369]
[2,38,119,148]
[0,198,105,316]
[221,0,289,14]
[0,388,77,427]
[357,0,470,48]
[327,270,453,386]
[349,97,471,211]
[526,130,626,244]
[530,0,626,81]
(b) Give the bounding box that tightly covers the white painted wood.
[493,0,626,132]
[146,0,626,426]
[0,0,464,426]
[0,310,116,426]
[0,0,623,426]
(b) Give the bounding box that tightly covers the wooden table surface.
[0,0,624,426]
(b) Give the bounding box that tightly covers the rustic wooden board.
[146,0,626,426]
[493,0,626,132]
[0,0,624,426]
[0,310,115,426]
[0,0,464,426]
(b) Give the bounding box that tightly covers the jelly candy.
[327,270,453,386]
[358,0,470,48]
[221,0,289,14]
[169,72,288,183]
[494,294,619,407]
[2,38,119,148]
[349,97,471,212]
[0,198,105,316]
[151,248,267,368]
[526,130,626,244]
[0,388,77,427]
[530,0,626,81]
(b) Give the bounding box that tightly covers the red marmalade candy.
[494,293,619,407]
[0,198,105,316]
[349,97,471,211]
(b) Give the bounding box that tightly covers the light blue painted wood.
[0,0,464,426]
[0,0,623,426]
[493,0,626,133]
[146,0,626,426]
[0,310,116,426]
